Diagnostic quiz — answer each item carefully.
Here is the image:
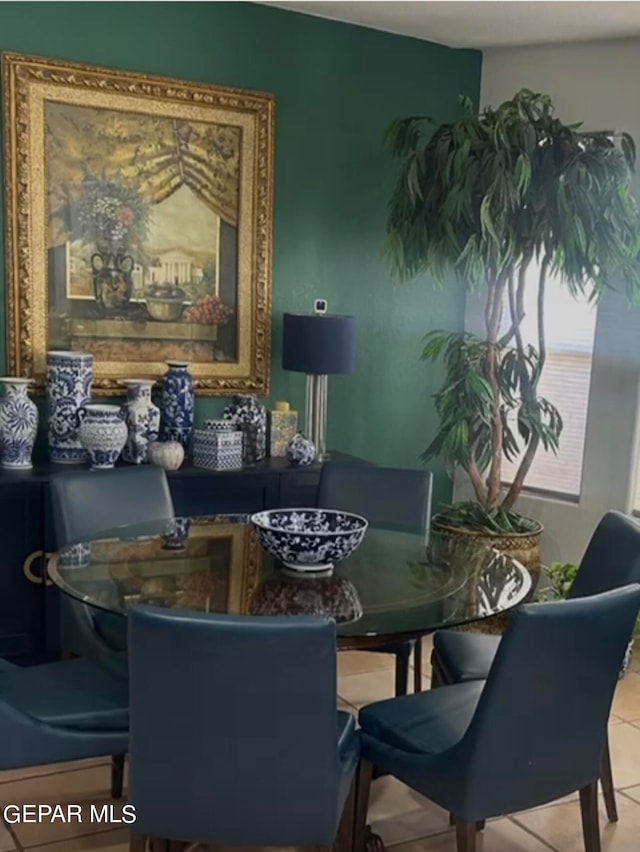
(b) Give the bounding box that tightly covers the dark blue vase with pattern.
[46,351,93,464]
[160,361,194,450]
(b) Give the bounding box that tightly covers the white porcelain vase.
[0,378,38,469]
[77,404,127,470]
[120,380,161,464]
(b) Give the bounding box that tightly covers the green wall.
[0,2,481,510]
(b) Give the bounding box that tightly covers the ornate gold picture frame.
[2,52,274,394]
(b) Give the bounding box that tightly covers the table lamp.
[282,302,355,461]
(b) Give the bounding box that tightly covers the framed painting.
[2,52,274,394]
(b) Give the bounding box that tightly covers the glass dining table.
[47,513,532,649]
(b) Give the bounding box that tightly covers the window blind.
[499,264,597,497]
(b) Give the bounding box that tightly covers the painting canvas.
[3,53,274,394]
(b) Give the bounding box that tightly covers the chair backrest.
[128,606,343,845]
[317,461,433,535]
[456,586,640,819]
[49,466,174,547]
[568,510,640,599]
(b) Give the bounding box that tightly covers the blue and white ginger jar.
[0,378,38,469]
[160,361,194,450]
[285,433,316,466]
[77,404,127,470]
[120,380,160,464]
[46,351,93,464]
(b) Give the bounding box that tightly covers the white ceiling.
[256,1,640,48]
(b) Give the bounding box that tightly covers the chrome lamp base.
[305,373,330,462]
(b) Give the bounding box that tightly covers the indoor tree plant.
[386,90,640,553]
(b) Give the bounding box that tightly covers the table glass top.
[48,514,532,644]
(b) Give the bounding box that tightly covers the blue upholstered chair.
[127,606,360,852]
[0,655,128,774]
[317,461,433,695]
[50,465,175,665]
[431,510,640,823]
[49,465,174,797]
[355,586,640,852]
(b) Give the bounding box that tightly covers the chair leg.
[394,649,410,696]
[413,638,423,692]
[335,773,357,852]
[353,759,373,852]
[449,813,484,832]
[600,733,618,822]
[111,753,125,799]
[455,819,477,852]
[579,781,601,852]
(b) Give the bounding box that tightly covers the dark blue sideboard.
[3,454,354,665]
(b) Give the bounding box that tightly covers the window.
[500,263,597,497]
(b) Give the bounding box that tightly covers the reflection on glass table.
[48,514,532,649]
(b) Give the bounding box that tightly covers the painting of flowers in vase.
[3,53,273,394]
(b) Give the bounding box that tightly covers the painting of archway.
[3,52,273,394]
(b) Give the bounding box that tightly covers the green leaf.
[479,194,499,243]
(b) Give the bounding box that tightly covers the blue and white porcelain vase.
[120,380,161,464]
[46,351,93,464]
[223,394,267,466]
[0,378,38,470]
[285,433,316,467]
[160,361,194,450]
[77,404,127,470]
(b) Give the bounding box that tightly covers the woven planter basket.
[431,515,543,635]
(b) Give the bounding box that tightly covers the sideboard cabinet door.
[0,481,46,660]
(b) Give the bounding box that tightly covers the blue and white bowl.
[251,508,368,573]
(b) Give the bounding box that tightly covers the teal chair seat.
[359,681,483,755]
[0,656,129,772]
[0,658,128,731]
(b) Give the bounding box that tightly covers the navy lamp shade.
[282,311,356,460]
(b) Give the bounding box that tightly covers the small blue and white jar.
[58,542,91,569]
[46,351,93,464]
[0,378,38,469]
[160,361,194,450]
[120,380,161,464]
[223,394,267,465]
[162,517,191,550]
[77,404,127,470]
[285,433,316,467]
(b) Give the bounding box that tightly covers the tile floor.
[1,636,640,851]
